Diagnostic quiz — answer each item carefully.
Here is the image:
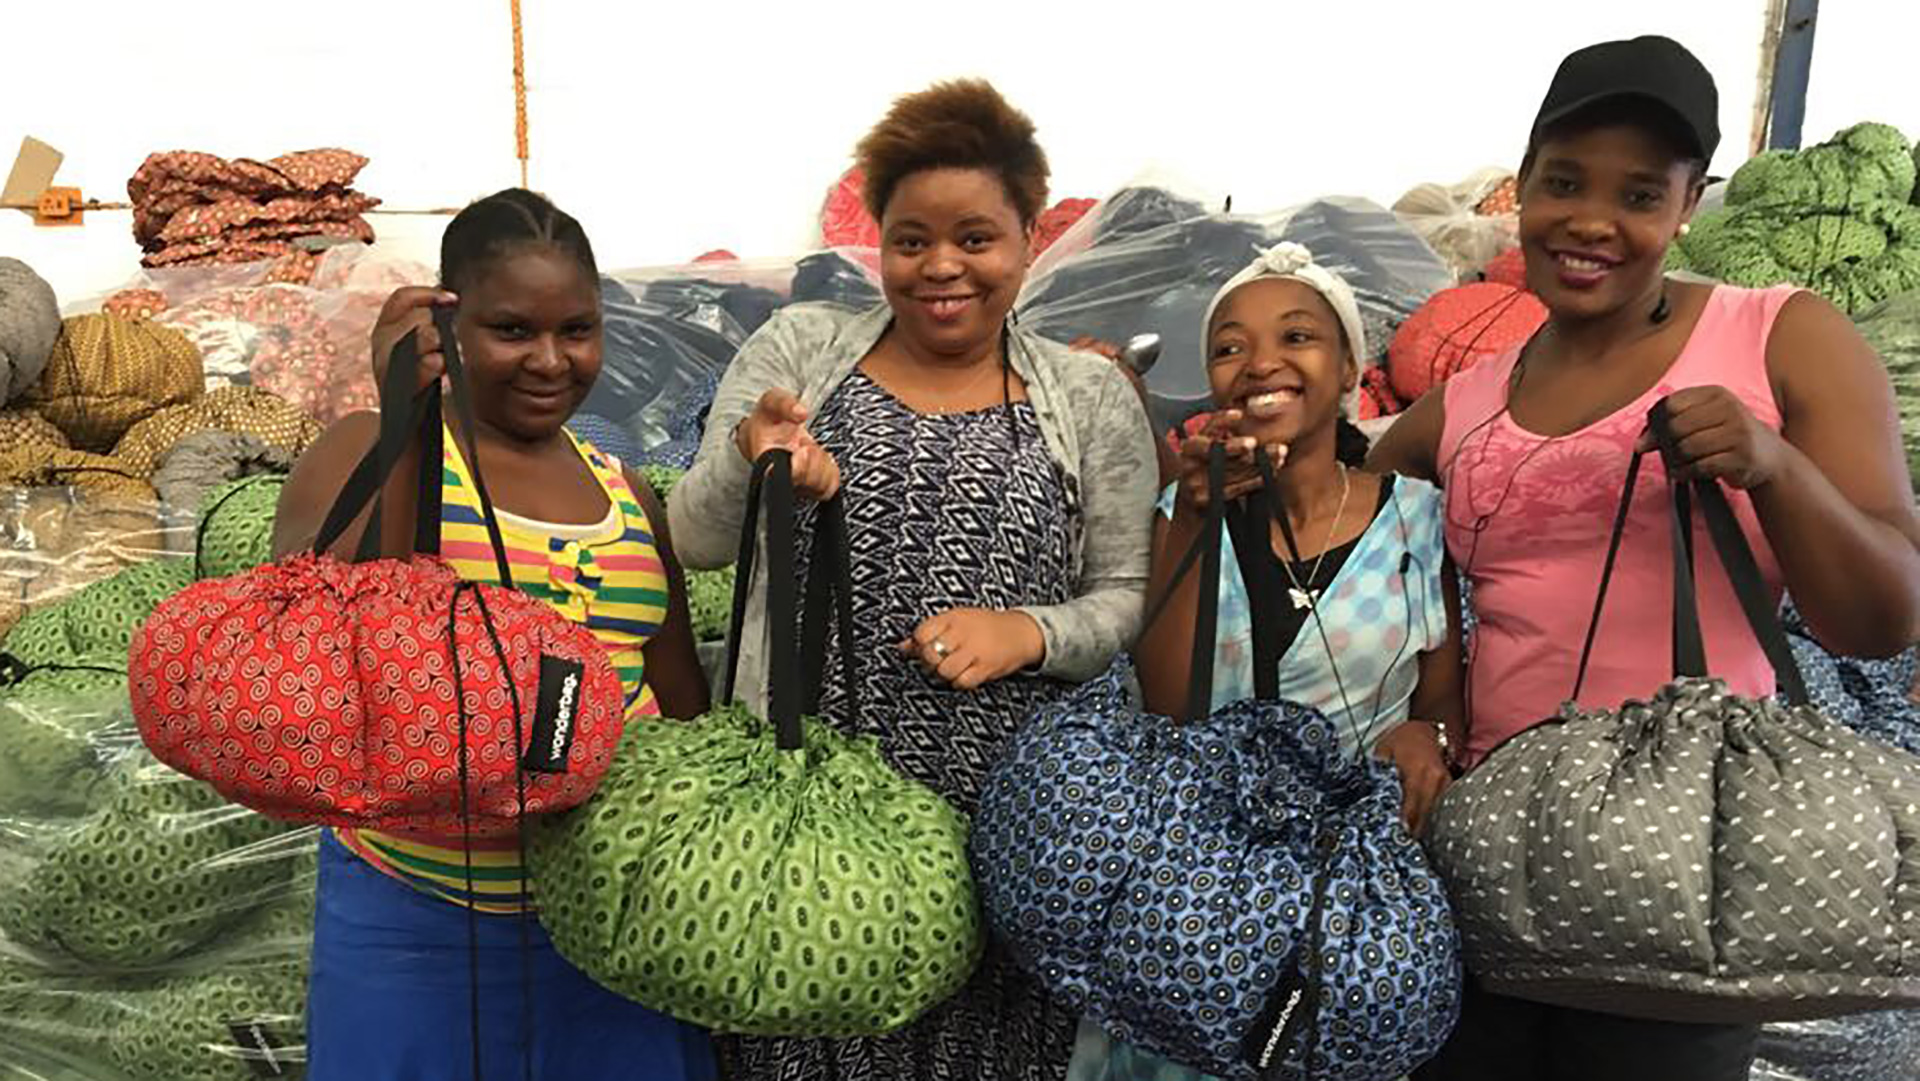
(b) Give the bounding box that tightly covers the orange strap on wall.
[512,0,530,188]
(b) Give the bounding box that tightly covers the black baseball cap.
[1532,35,1720,161]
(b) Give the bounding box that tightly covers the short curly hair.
[855,79,1050,227]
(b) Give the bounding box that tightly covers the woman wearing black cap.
[1370,34,1920,1080]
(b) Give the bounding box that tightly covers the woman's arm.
[270,412,415,561]
[1664,292,1920,657]
[1364,389,1446,483]
[1014,363,1160,682]
[1407,557,1466,743]
[1136,496,1210,720]
[1374,548,1465,836]
[668,310,826,570]
[627,467,710,720]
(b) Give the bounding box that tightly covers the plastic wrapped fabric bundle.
[788,250,882,310]
[586,276,745,453]
[632,367,721,470]
[1855,289,1920,484]
[565,412,645,465]
[1388,282,1548,402]
[0,671,129,820]
[643,275,786,339]
[1392,167,1520,279]
[0,489,188,617]
[1750,1010,1920,1080]
[1,557,191,667]
[0,844,315,1081]
[1017,183,1452,435]
[0,742,302,970]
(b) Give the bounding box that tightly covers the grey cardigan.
[668,302,1159,714]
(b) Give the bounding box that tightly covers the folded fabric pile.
[0,257,61,404]
[128,149,379,283]
[1857,289,1920,485]
[1671,122,1920,313]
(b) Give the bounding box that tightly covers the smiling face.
[452,246,603,442]
[1206,278,1355,449]
[1518,119,1702,322]
[878,167,1032,359]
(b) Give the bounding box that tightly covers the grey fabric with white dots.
[1427,676,1920,1023]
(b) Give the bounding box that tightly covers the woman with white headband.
[1073,241,1464,1081]
[1142,241,1463,800]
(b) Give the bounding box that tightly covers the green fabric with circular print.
[528,702,982,1036]
[0,749,293,970]
[3,558,190,667]
[192,474,285,580]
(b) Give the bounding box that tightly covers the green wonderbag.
[530,450,982,1036]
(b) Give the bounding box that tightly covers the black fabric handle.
[1185,446,1227,723]
[1647,401,1810,705]
[799,494,859,724]
[721,450,810,751]
[1573,398,1809,706]
[1138,445,1292,718]
[312,311,511,588]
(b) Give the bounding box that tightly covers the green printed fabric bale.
[0,680,127,818]
[191,473,285,580]
[635,463,685,502]
[686,567,735,643]
[632,463,733,642]
[1726,122,1916,212]
[106,960,307,1081]
[3,557,191,667]
[0,750,296,969]
[1857,290,1920,487]
[528,703,982,1036]
[1673,200,1920,314]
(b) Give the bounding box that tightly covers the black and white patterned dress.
[726,369,1082,1081]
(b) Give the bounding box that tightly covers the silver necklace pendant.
[1289,586,1319,610]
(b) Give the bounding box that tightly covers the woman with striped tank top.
[271,190,716,1080]
[1368,36,1920,1081]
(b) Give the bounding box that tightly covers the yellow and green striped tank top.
[334,428,668,913]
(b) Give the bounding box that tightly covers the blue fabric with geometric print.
[972,656,1461,1081]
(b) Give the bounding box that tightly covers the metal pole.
[1766,0,1820,150]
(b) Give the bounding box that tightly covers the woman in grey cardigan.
[668,80,1159,1081]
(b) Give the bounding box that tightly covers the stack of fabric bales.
[1671,122,1920,314]
[128,149,379,285]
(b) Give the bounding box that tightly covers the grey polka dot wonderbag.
[1427,402,1920,1023]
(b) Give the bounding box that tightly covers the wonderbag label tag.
[223,1017,301,1078]
[1240,947,1319,1076]
[522,654,585,773]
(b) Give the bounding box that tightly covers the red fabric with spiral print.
[129,553,627,834]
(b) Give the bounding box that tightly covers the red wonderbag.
[129,312,627,834]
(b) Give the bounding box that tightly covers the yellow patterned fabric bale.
[23,314,204,452]
[113,385,320,477]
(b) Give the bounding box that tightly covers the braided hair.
[439,189,598,294]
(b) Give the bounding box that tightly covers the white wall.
[2,0,1914,307]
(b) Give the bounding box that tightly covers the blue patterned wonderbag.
[971,449,1461,1080]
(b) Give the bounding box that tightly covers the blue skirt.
[307,831,715,1081]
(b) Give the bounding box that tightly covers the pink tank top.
[1438,285,1798,764]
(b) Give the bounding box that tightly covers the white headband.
[1200,241,1369,380]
